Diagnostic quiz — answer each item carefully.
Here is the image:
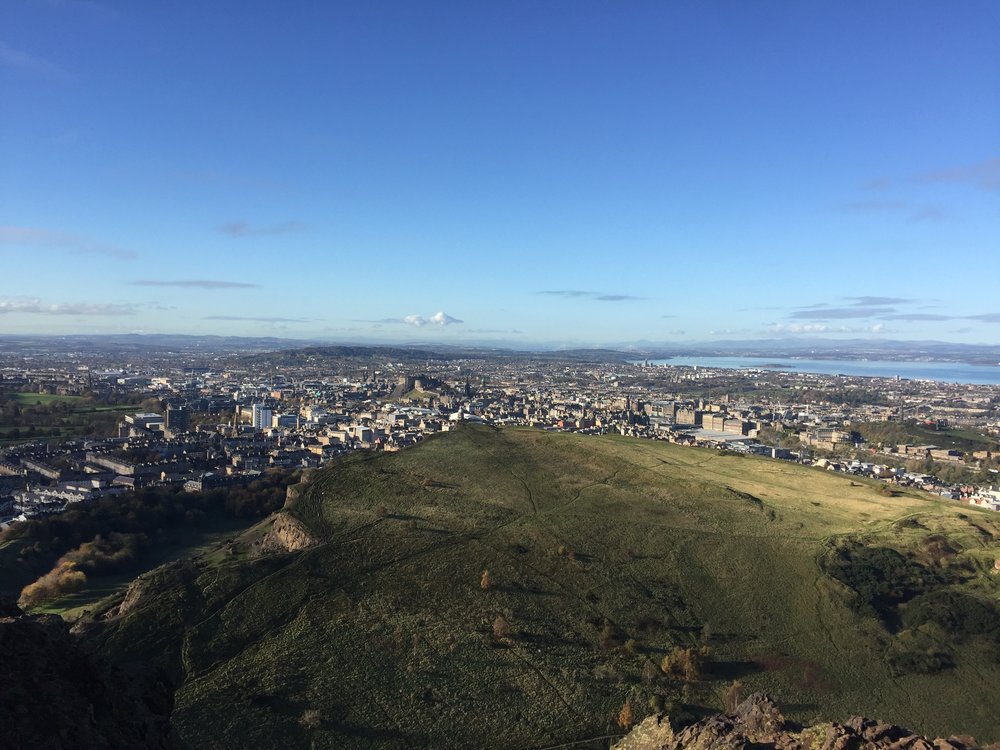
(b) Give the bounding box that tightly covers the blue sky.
[2,1,998,347]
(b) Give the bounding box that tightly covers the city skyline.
[2,1,999,346]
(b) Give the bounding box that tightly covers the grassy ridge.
[80,426,1000,748]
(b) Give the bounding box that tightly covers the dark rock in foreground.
[614,694,999,750]
[0,597,180,749]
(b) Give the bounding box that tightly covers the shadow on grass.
[249,693,305,716]
[332,723,418,744]
[705,630,744,645]
[707,660,765,680]
[494,582,562,597]
[518,631,582,647]
[247,694,421,744]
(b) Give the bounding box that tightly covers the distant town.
[2,341,999,528]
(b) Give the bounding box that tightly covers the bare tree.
[617,699,633,729]
[724,680,743,712]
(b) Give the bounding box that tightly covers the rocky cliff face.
[613,694,998,750]
[256,512,319,553]
[0,598,181,749]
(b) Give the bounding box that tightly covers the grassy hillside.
[79,426,1000,749]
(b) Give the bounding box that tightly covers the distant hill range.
[1,332,999,365]
[241,343,637,366]
[70,426,1000,748]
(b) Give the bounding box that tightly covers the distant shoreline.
[638,356,1000,386]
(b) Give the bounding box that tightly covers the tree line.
[3,469,299,606]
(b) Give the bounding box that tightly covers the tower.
[251,403,272,431]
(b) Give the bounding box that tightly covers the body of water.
[641,356,1000,385]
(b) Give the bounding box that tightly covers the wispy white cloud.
[217,220,307,237]
[916,157,1000,192]
[866,156,1000,193]
[789,306,895,320]
[536,290,593,298]
[34,0,118,17]
[909,206,945,222]
[131,279,259,289]
[171,169,289,190]
[880,313,953,322]
[0,225,137,259]
[0,297,135,316]
[768,322,890,335]
[787,298,1000,325]
[846,296,913,306]
[536,290,645,302]
[840,201,945,223]
[841,200,906,212]
[204,315,312,323]
[0,40,72,81]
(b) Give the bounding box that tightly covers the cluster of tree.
[3,469,298,601]
[0,395,75,429]
[0,393,113,441]
[115,446,164,463]
[851,419,999,456]
[754,426,802,449]
[901,456,988,485]
[660,646,705,682]
[59,532,146,575]
[812,388,892,407]
[0,426,65,439]
[18,561,87,609]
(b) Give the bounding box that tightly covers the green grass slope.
[80,426,1000,748]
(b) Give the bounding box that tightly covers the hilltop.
[77,426,1000,748]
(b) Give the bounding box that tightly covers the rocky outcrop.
[111,573,148,618]
[613,694,998,750]
[284,468,316,506]
[94,560,198,621]
[257,512,319,553]
[0,597,181,749]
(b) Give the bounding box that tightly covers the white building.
[251,403,273,430]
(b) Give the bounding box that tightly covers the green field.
[79,426,1000,748]
[7,392,86,406]
[0,392,140,444]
